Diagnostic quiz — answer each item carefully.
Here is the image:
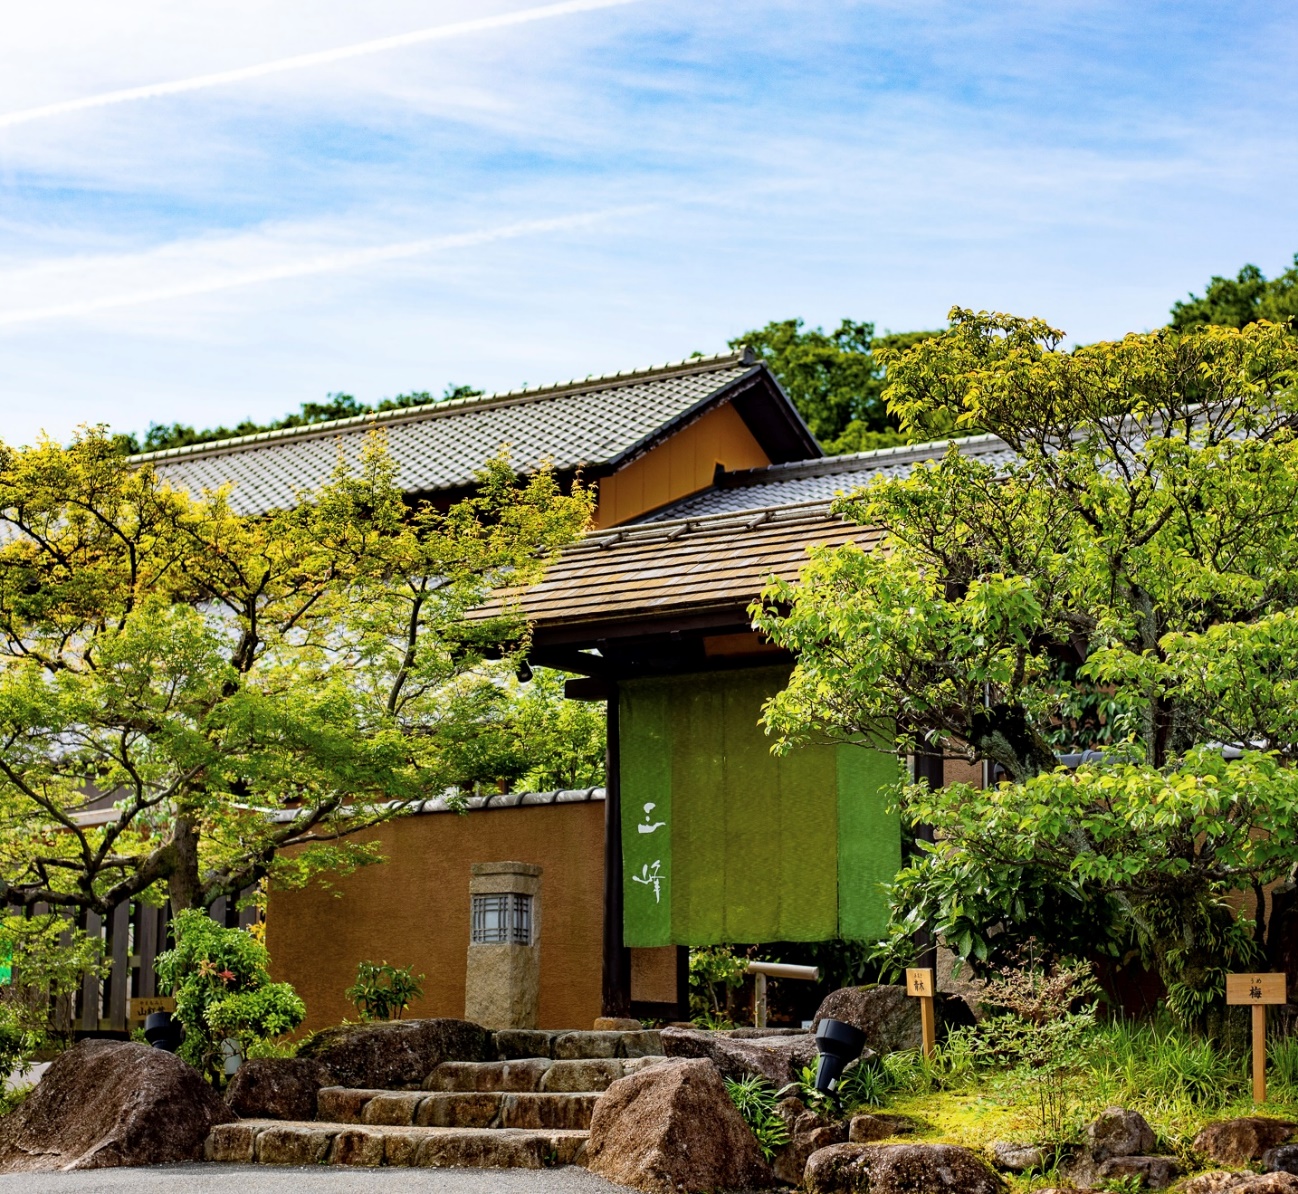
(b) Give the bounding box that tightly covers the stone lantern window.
[471,892,533,945]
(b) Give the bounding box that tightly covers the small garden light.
[813,1017,866,1094]
[143,1011,183,1053]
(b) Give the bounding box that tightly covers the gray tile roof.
[637,433,1018,521]
[138,351,766,516]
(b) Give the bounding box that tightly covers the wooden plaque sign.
[1226,973,1287,1104]
[904,968,936,1057]
[128,996,175,1021]
[905,968,934,998]
[1226,974,1287,1006]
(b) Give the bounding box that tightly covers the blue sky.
[1,0,1295,447]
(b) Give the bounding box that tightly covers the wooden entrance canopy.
[476,500,876,1017]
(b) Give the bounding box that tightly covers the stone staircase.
[206,1029,664,1169]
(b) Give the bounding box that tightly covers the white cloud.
[0,0,644,131]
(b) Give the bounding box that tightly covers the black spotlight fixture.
[813,1017,866,1093]
[144,1011,183,1052]
[516,658,533,683]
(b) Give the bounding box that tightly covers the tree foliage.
[432,667,605,795]
[0,428,591,915]
[753,310,1298,1017]
[156,908,305,1083]
[120,384,483,455]
[1170,254,1298,331]
[730,319,939,452]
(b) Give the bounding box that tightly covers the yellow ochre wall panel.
[266,801,606,1033]
[594,402,770,527]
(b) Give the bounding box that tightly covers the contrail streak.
[0,0,643,130]
[0,207,646,329]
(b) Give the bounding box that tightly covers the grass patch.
[835,1020,1298,1187]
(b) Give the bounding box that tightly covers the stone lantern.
[464,861,541,1029]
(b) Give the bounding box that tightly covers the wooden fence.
[20,893,257,1037]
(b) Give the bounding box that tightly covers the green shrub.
[724,1074,790,1160]
[0,913,107,1054]
[345,961,424,1021]
[689,945,750,1025]
[967,954,1098,1143]
[156,908,305,1084]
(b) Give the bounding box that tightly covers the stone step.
[318,1086,600,1130]
[425,1056,660,1093]
[494,1028,662,1060]
[207,1119,588,1169]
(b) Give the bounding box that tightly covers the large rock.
[1265,1145,1298,1175]
[811,985,973,1055]
[990,1141,1046,1172]
[1186,1173,1298,1194]
[297,1018,492,1089]
[0,1040,235,1172]
[804,1142,1005,1194]
[584,1057,775,1193]
[1195,1119,1297,1166]
[659,1026,819,1085]
[224,1057,333,1120]
[1088,1106,1157,1162]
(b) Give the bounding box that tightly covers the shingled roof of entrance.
[134,349,817,516]
[483,501,876,634]
[638,432,1016,521]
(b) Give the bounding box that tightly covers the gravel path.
[0,1164,627,1194]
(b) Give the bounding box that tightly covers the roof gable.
[138,349,819,516]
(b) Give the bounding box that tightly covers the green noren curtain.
[620,666,901,947]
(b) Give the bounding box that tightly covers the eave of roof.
[479,499,874,639]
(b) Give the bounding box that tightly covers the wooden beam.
[601,685,631,1017]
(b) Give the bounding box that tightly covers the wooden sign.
[905,968,934,997]
[1226,974,1287,1006]
[1226,973,1287,1104]
[904,968,936,1057]
[128,996,175,1021]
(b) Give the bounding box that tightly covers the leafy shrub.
[724,1074,790,1160]
[967,953,1098,1142]
[345,961,424,1021]
[156,909,305,1084]
[0,913,107,1053]
[689,945,750,1025]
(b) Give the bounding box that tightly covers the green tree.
[123,383,483,454]
[752,309,1298,1021]
[1170,255,1298,330]
[426,668,604,795]
[0,428,591,915]
[730,320,939,452]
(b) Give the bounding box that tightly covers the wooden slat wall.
[9,890,259,1036]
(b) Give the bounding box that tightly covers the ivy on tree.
[752,310,1298,1022]
[0,429,591,915]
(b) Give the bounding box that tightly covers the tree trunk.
[166,817,204,911]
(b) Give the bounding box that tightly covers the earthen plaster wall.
[266,801,606,1033]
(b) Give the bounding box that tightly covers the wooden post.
[905,967,936,1057]
[1253,1004,1267,1104]
[754,973,767,1029]
[1226,973,1286,1104]
[601,685,632,1018]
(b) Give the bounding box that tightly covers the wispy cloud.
[0,207,648,329]
[0,0,644,130]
